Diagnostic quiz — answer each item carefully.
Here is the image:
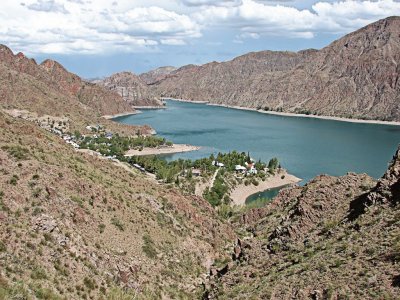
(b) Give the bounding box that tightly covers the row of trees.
[78,134,171,157]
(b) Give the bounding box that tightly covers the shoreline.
[166,98,400,126]
[124,144,200,156]
[162,97,209,104]
[208,103,400,126]
[102,111,139,120]
[230,172,302,206]
[133,106,167,109]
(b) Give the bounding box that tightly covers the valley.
[1,14,400,300]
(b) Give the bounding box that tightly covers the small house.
[192,169,202,177]
[235,165,246,173]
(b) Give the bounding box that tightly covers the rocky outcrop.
[98,72,162,107]
[153,16,400,121]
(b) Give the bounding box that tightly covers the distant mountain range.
[147,16,400,122]
[95,72,162,107]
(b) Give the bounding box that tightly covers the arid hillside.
[153,16,400,121]
[0,111,235,299]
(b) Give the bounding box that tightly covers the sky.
[1,0,399,78]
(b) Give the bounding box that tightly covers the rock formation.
[97,72,162,107]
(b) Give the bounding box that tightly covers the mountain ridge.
[151,16,400,121]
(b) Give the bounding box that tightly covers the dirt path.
[195,169,219,196]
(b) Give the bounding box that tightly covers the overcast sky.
[1,0,399,78]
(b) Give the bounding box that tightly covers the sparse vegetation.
[2,145,30,160]
[111,217,124,231]
[142,234,157,259]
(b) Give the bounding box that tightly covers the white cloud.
[27,0,69,14]
[0,0,399,55]
[238,32,260,39]
[160,38,187,45]
[181,0,242,6]
[193,0,400,42]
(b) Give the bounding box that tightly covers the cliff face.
[153,16,400,121]
[97,72,162,107]
[206,145,400,299]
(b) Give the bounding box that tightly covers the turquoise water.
[245,186,285,204]
[115,100,400,184]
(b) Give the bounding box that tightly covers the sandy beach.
[230,172,302,206]
[124,144,200,156]
[102,111,139,119]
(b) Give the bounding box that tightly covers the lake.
[115,100,400,186]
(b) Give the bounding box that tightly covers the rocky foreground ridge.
[152,16,400,121]
[205,146,400,299]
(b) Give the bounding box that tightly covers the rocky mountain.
[153,16,400,121]
[97,72,163,107]
[139,66,177,85]
[205,146,400,299]
[0,45,144,134]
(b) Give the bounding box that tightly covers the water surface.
[115,100,400,183]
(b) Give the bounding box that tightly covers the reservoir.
[115,100,400,185]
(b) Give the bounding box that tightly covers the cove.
[114,100,400,185]
[245,186,285,205]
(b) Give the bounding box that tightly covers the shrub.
[9,175,19,185]
[0,240,6,252]
[111,218,124,231]
[2,145,29,160]
[31,267,48,280]
[83,277,96,290]
[142,234,157,259]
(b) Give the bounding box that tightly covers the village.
[4,109,296,209]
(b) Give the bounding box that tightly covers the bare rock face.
[153,16,400,121]
[98,72,162,107]
[139,66,176,85]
